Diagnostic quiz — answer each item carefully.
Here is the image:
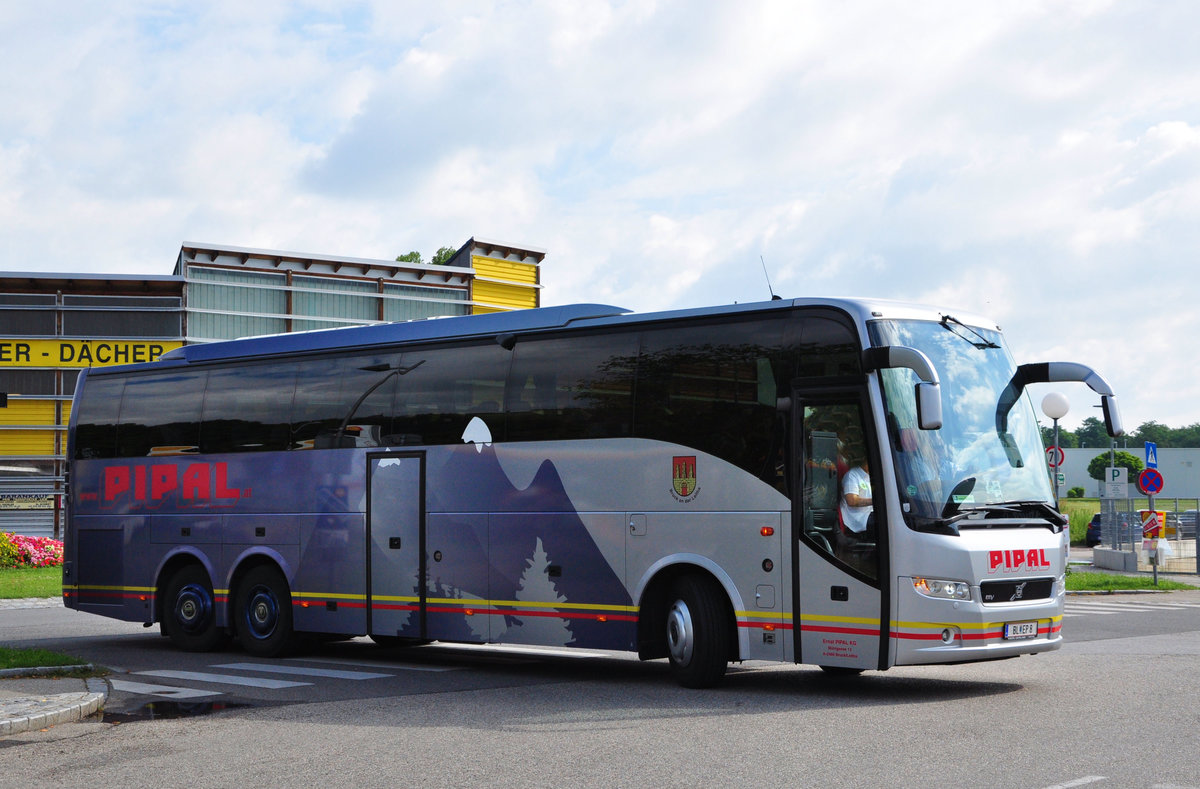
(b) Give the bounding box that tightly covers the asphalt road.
[2,593,1199,788]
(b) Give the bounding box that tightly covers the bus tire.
[665,575,730,688]
[234,565,295,658]
[163,565,227,652]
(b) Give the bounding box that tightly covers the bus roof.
[97,296,995,373]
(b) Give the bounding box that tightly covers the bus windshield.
[869,317,1054,531]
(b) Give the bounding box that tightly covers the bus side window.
[393,343,510,445]
[635,319,785,483]
[73,375,126,459]
[290,354,398,449]
[117,371,207,457]
[505,333,637,442]
[200,363,297,454]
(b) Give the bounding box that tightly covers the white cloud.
[3,0,1200,431]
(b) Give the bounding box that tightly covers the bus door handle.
[629,514,646,536]
[389,537,402,549]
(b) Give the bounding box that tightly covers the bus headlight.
[912,577,971,601]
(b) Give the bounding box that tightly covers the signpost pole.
[1149,491,1158,586]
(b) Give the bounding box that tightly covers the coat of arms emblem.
[672,456,697,498]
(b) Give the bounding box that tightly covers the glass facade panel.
[63,296,180,308]
[187,267,287,339]
[0,310,56,335]
[0,370,56,396]
[62,310,181,338]
[0,294,55,306]
[293,276,377,324]
[383,284,469,321]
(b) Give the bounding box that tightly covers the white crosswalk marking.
[136,669,312,689]
[110,679,222,699]
[1064,597,1200,617]
[212,662,394,680]
[288,656,460,673]
[113,658,419,699]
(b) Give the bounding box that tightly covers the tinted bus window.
[200,363,297,454]
[393,343,511,445]
[290,353,400,449]
[791,313,861,379]
[635,319,787,481]
[506,332,638,441]
[73,374,126,459]
[117,370,208,457]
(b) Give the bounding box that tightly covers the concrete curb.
[0,678,107,737]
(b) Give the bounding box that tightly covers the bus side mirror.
[863,345,943,431]
[1101,394,1124,437]
[915,381,942,431]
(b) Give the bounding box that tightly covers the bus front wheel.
[234,565,295,658]
[665,575,730,688]
[163,565,227,652]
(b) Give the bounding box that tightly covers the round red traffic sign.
[1137,468,1164,495]
[1045,445,1064,468]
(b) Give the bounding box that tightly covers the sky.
[2,1,1198,432]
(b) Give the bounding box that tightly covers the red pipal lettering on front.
[100,462,246,509]
[987,548,1051,574]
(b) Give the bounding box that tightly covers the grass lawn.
[1065,571,1196,592]
[0,566,61,599]
[0,646,90,671]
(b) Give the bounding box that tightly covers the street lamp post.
[1042,392,1070,508]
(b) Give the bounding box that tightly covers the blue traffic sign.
[1145,441,1158,469]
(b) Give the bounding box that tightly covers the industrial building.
[0,238,544,536]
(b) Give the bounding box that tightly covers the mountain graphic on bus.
[423,443,634,650]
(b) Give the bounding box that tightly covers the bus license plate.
[1003,621,1038,640]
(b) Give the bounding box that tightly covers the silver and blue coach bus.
[63,298,1123,687]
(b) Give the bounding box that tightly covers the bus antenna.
[761,256,781,300]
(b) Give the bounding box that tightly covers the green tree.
[1087,450,1143,482]
[430,246,457,266]
[1176,423,1200,447]
[1074,417,1111,450]
[1040,426,1077,448]
[395,250,423,264]
[1133,420,1172,448]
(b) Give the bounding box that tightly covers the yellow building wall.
[471,255,539,314]
[0,430,56,456]
[3,400,57,426]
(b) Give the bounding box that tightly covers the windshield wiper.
[940,315,1000,349]
[953,501,1068,531]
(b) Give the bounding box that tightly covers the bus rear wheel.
[163,565,227,652]
[234,565,295,658]
[665,575,731,688]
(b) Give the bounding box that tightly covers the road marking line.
[136,670,311,689]
[1043,776,1106,789]
[110,679,222,699]
[287,656,460,672]
[211,662,393,680]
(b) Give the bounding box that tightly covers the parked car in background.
[1173,510,1197,540]
[1085,511,1134,547]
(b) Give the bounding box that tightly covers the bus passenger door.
[792,392,888,671]
[367,452,425,640]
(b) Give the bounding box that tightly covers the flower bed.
[0,532,65,568]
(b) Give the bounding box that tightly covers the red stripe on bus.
[799,624,881,637]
